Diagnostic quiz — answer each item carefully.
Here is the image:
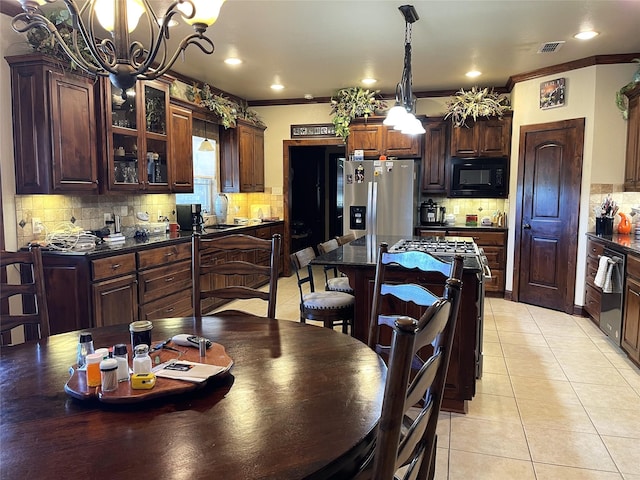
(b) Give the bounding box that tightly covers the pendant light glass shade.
[198,139,215,152]
[95,0,145,33]
[180,0,226,28]
[383,103,409,126]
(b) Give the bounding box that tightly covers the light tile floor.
[218,273,640,479]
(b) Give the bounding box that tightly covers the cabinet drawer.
[418,230,446,238]
[584,283,601,323]
[586,257,600,289]
[587,238,605,259]
[484,269,504,293]
[254,226,271,240]
[137,242,191,269]
[138,259,192,304]
[480,246,504,269]
[627,253,640,279]
[139,289,193,321]
[447,230,505,246]
[91,253,136,281]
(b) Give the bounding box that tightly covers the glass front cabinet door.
[105,79,170,192]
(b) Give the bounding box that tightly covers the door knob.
[523,223,531,229]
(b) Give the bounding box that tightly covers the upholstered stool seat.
[326,276,352,293]
[302,291,354,310]
[317,239,354,294]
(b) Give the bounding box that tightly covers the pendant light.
[384,5,425,135]
[198,121,214,152]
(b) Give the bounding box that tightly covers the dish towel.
[602,260,620,294]
[594,255,609,289]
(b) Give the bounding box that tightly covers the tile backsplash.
[15,191,284,247]
[589,184,640,232]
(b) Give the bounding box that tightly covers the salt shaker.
[113,344,130,382]
[76,332,94,369]
[132,344,152,374]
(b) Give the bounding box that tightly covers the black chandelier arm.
[138,33,215,80]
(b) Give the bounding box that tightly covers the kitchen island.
[313,234,484,413]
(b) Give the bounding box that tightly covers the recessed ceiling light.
[465,70,482,78]
[574,30,599,40]
[362,78,377,85]
[270,84,284,91]
[224,58,242,65]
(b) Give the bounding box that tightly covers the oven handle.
[478,248,492,279]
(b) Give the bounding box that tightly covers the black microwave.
[449,157,509,198]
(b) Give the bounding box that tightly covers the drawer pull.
[165,307,175,313]
[111,264,121,270]
[165,277,175,282]
[165,251,176,257]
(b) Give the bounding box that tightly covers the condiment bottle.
[113,344,130,382]
[132,344,152,374]
[86,352,103,387]
[94,348,109,360]
[76,332,94,369]
[100,358,118,392]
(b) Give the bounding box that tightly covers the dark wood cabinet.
[7,54,99,194]
[623,84,640,191]
[450,116,512,158]
[103,78,173,193]
[584,237,605,324]
[220,119,266,192]
[421,120,448,193]
[90,253,138,327]
[169,103,194,193]
[622,253,640,365]
[347,118,422,159]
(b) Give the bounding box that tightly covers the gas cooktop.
[388,238,479,256]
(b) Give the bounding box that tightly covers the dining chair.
[316,239,353,294]
[358,242,463,480]
[192,233,281,319]
[335,232,356,246]
[290,247,354,334]
[1,247,51,345]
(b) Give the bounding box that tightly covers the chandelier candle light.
[12,0,225,96]
[383,4,425,135]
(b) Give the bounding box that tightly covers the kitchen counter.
[416,224,508,232]
[34,221,283,259]
[586,232,640,256]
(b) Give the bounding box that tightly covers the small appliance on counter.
[176,203,204,232]
[420,199,446,226]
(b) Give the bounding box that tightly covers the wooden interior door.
[513,119,585,313]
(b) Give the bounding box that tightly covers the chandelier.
[12,0,225,94]
[384,5,425,135]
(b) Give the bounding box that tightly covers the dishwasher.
[599,247,626,345]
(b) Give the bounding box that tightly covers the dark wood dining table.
[0,315,387,479]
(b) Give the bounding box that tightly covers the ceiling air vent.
[538,41,565,53]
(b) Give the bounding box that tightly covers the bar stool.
[290,247,354,334]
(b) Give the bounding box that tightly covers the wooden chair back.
[1,248,50,345]
[290,246,318,295]
[317,238,340,283]
[335,233,356,246]
[192,233,281,319]
[363,242,463,479]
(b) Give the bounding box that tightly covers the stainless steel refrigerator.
[343,159,419,238]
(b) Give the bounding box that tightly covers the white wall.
[508,63,636,306]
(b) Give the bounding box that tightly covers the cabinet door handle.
[631,289,640,297]
[523,223,532,229]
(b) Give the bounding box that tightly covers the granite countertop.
[586,232,640,257]
[313,234,482,271]
[34,221,283,258]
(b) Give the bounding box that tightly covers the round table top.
[0,316,386,479]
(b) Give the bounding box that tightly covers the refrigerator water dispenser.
[350,206,366,230]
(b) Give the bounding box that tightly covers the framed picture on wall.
[540,78,566,109]
[290,124,336,138]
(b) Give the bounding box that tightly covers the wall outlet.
[32,218,43,234]
[453,205,460,215]
[120,206,128,216]
[104,213,113,223]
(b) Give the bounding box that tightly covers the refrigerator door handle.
[366,181,373,236]
[371,181,378,236]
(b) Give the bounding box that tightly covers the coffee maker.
[176,204,204,232]
[420,199,446,226]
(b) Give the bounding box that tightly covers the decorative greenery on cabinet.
[445,86,511,128]
[183,83,265,129]
[330,87,387,141]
